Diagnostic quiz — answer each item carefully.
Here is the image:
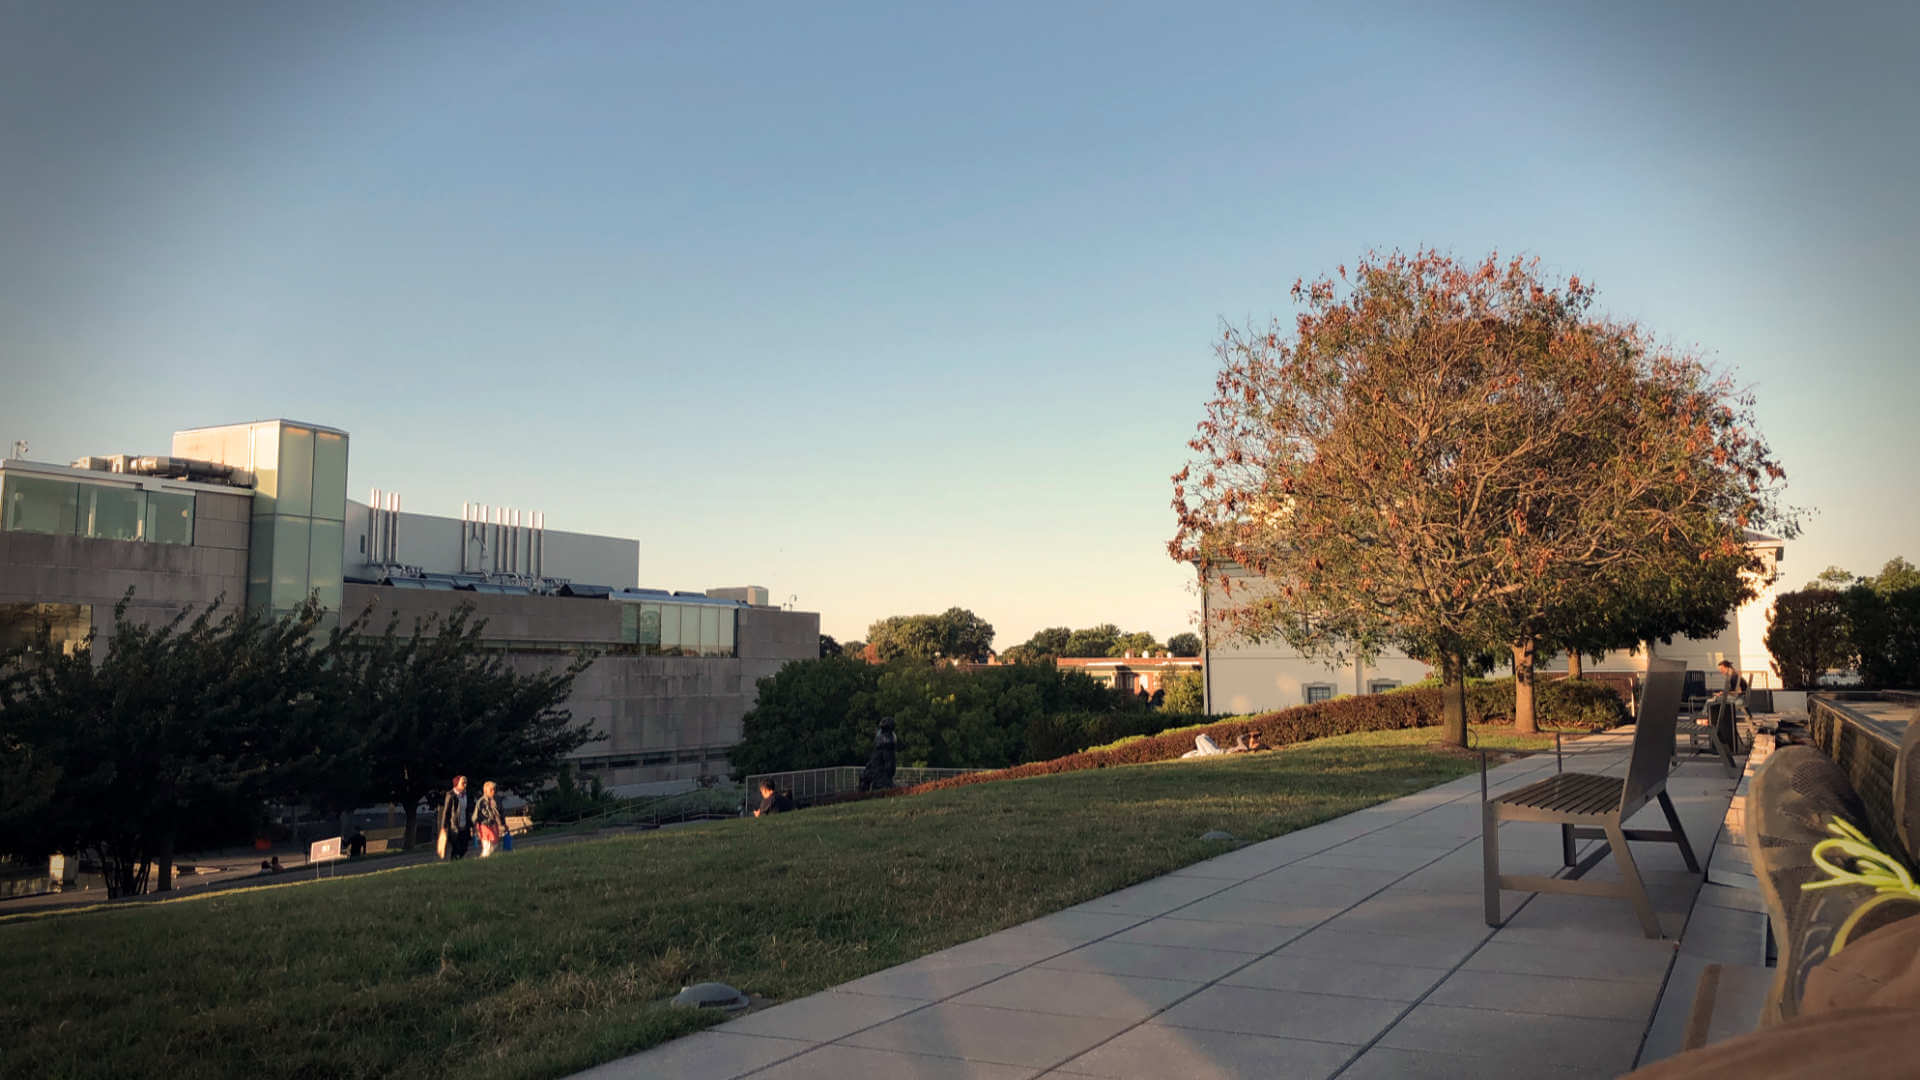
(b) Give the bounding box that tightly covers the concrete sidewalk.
[581,732,1742,1080]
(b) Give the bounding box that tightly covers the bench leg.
[1561,823,1577,868]
[1711,706,1740,777]
[1483,800,1502,927]
[1606,821,1664,938]
[1657,790,1701,872]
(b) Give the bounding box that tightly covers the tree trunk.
[1566,651,1583,679]
[155,830,176,893]
[1512,637,1538,735]
[1439,651,1468,747]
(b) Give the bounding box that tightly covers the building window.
[0,602,93,656]
[1305,683,1335,704]
[1368,679,1401,694]
[144,490,195,545]
[1,475,78,535]
[2,476,195,546]
[617,600,735,657]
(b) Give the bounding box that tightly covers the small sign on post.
[309,837,343,879]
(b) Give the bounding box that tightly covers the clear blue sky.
[3,2,1915,645]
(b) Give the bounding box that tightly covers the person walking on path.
[473,780,509,858]
[438,775,473,860]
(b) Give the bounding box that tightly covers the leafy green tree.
[729,656,882,777]
[729,657,1134,774]
[1115,631,1160,656]
[934,607,996,662]
[1866,557,1920,596]
[0,642,58,852]
[345,605,599,849]
[1063,624,1121,658]
[865,608,996,662]
[866,615,941,662]
[1021,627,1072,657]
[1173,251,1794,742]
[1845,582,1920,689]
[1160,669,1205,713]
[1766,587,1854,689]
[1541,552,1754,681]
[1813,565,1857,589]
[1166,632,1202,657]
[818,634,842,658]
[0,595,342,896]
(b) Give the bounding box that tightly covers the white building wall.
[1202,539,1788,712]
[1207,638,1432,716]
[1200,568,1432,714]
[342,500,640,589]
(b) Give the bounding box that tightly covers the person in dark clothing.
[1709,660,1748,754]
[346,829,367,858]
[753,779,795,816]
[438,775,473,860]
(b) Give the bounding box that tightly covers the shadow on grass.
[0,733,1514,1080]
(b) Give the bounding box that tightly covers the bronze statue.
[859,717,898,791]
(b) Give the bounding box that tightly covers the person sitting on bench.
[1700,659,1746,752]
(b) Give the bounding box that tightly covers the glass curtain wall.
[240,422,349,620]
[617,601,736,656]
[0,474,195,544]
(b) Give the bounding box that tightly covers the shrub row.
[876,677,1629,801]
[1022,710,1213,762]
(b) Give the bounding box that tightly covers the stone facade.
[341,584,819,790]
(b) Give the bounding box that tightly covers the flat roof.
[0,458,254,496]
[173,418,350,437]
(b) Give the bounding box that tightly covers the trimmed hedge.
[1472,676,1632,731]
[1022,710,1212,762]
[870,678,1630,801]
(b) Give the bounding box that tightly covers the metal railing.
[745,765,983,810]
[543,786,746,831]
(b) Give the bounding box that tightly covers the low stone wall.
[1806,692,1916,852]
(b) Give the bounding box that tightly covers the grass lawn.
[0,724,1557,1080]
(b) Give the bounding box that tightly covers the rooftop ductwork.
[71,454,254,487]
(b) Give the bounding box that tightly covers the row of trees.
[1172,251,1795,743]
[727,655,1159,777]
[1001,625,1202,663]
[818,615,1206,666]
[0,597,597,897]
[1765,558,1920,689]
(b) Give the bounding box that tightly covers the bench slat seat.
[1497,772,1624,817]
[1483,658,1702,939]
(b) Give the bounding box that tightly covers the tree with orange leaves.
[1170,251,1793,742]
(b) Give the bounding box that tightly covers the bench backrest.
[1620,657,1686,815]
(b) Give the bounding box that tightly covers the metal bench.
[1483,657,1700,938]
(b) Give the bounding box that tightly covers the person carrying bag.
[473,780,508,858]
